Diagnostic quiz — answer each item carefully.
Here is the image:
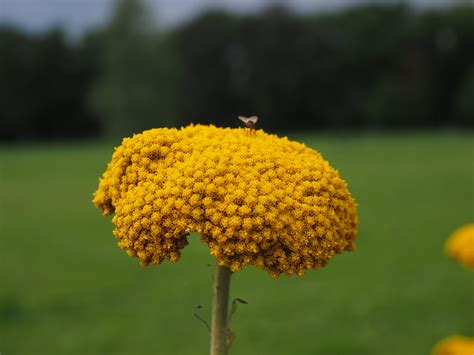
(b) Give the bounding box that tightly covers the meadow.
[1,132,473,355]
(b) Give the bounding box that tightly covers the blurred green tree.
[415,4,474,126]
[0,27,100,140]
[455,64,474,125]
[172,11,240,127]
[0,27,36,139]
[1,2,473,141]
[89,0,177,137]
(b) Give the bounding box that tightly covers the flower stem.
[210,264,232,355]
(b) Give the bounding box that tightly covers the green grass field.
[1,132,473,355]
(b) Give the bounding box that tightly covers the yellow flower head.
[432,335,474,355]
[445,224,474,269]
[93,125,358,277]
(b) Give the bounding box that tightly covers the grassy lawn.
[1,132,473,355]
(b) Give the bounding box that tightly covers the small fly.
[238,116,258,135]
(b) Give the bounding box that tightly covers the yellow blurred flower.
[445,224,474,269]
[93,125,358,277]
[432,335,474,355]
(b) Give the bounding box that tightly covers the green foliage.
[1,133,472,354]
[171,11,240,125]
[0,27,100,140]
[1,3,474,140]
[171,3,474,130]
[0,27,35,139]
[89,0,176,137]
[455,65,474,125]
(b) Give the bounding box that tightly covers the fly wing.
[238,116,249,124]
[248,116,258,124]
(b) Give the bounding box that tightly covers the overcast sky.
[0,0,465,36]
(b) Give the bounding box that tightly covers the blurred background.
[1,0,473,139]
[0,0,473,354]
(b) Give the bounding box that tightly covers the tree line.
[1,1,473,140]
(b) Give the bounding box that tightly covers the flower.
[93,124,358,277]
[445,224,474,269]
[432,335,474,355]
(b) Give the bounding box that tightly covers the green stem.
[210,264,232,355]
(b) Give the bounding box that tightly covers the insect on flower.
[238,116,258,135]
[238,115,258,129]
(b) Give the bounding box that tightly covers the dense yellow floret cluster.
[445,224,474,269]
[93,125,358,277]
[432,335,474,355]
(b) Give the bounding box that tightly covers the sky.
[0,0,464,37]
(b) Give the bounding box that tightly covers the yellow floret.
[445,224,474,269]
[93,124,358,277]
[432,335,474,355]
